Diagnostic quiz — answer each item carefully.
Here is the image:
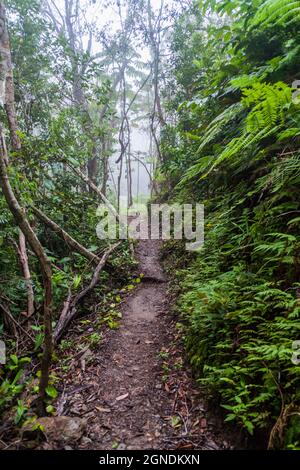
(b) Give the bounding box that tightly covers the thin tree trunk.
[126,131,133,208]
[16,227,35,317]
[133,154,157,196]
[0,126,52,416]
[0,2,52,415]
[117,150,123,214]
[4,53,20,151]
[87,141,99,186]
[0,1,34,318]
[101,139,109,197]
[124,90,133,208]
[0,2,21,151]
[145,0,165,163]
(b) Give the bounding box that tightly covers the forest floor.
[36,240,235,450]
[3,240,237,450]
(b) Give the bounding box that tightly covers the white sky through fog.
[90,0,165,204]
[53,0,178,203]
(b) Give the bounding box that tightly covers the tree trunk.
[0,1,52,415]
[101,139,109,197]
[126,129,133,208]
[0,2,21,150]
[16,227,35,317]
[0,126,52,416]
[0,3,34,318]
[87,148,98,186]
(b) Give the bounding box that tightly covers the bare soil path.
[86,241,170,449]
[42,240,233,450]
[81,240,231,450]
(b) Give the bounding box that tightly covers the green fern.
[203,126,279,177]
[197,103,243,153]
[252,0,300,27]
[181,82,292,181]
[243,82,291,132]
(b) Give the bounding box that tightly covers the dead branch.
[53,242,120,343]
[13,226,35,318]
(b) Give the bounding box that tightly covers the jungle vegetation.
[160,0,300,449]
[0,0,299,450]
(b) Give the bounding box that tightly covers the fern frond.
[176,155,214,186]
[203,126,280,178]
[243,82,291,132]
[196,103,243,153]
[252,0,300,27]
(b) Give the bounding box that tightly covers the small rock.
[80,436,92,446]
[117,443,127,450]
[23,416,86,443]
[64,446,73,450]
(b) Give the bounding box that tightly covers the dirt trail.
[87,240,172,449]
[50,240,232,450]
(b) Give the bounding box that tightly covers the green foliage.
[253,0,300,27]
[243,82,291,131]
[0,355,30,410]
[161,0,300,448]
[0,0,137,424]
[15,400,28,424]
[45,385,58,399]
[180,263,300,432]
[87,332,102,347]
